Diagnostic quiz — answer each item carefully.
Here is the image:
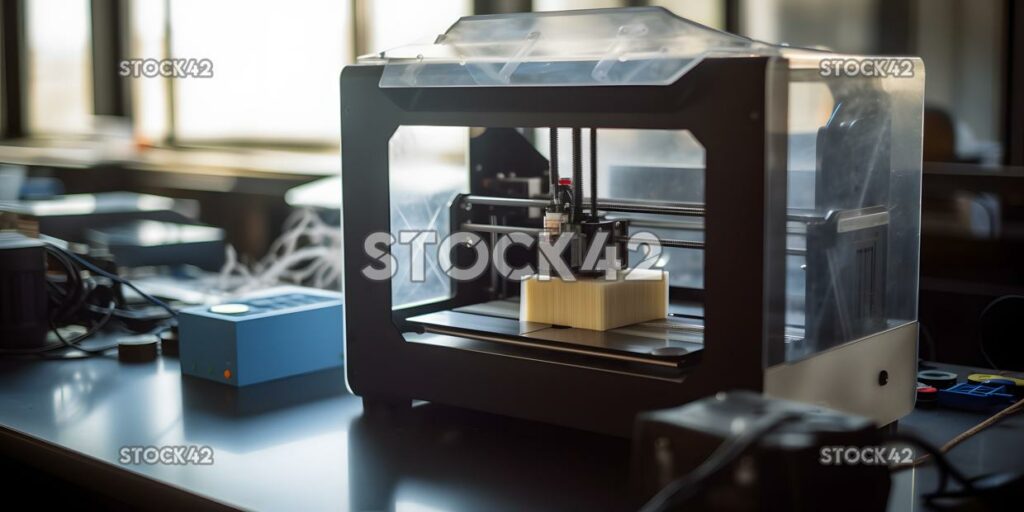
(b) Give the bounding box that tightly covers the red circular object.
[558,178,572,186]
[918,386,937,394]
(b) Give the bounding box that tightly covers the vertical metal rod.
[590,128,598,218]
[548,127,559,192]
[572,127,583,221]
[488,214,498,295]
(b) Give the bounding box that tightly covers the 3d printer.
[340,8,924,436]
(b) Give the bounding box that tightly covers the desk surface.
[1,349,1022,511]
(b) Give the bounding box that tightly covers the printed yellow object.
[520,269,668,331]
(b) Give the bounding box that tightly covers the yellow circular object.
[967,373,1024,387]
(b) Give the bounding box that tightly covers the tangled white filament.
[218,208,342,294]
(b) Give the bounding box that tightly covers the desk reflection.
[348,402,635,512]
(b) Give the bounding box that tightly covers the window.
[129,0,473,150]
[737,0,1007,163]
[649,0,725,29]
[19,0,1009,167]
[25,0,93,135]
[738,0,879,53]
[533,0,626,11]
[362,0,470,55]
[166,0,352,145]
[532,0,723,29]
[914,0,1005,163]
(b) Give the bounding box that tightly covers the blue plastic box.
[178,287,344,386]
[936,382,1016,413]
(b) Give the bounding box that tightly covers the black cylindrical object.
[159,328,179,356]
[548,127,559,190]
[590,127,598,218]
[118,334,159,363]
[0,233,48,348]
[571,127,582,221]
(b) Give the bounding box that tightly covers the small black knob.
[118,334,159,363]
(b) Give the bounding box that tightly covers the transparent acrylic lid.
[362,7,773,87]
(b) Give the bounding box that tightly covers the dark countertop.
[0,347,1021,511]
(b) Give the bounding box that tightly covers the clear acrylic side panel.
[389,126,470,308]
[777,53,924,363]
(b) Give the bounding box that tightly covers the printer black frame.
[340,57,790,436]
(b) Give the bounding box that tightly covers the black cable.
[640,420,982,512]
[639,412,800,512]
[886,432,977,502]
[50,301,119,354]
[44,241,177,318]
[0,301,118,358]
[590,127,598,219]
[2,242,175,359]
[571,127,582,222]
[0,247,86,357]
[45,245,86,323]
[0,340,66,355]
[84,302,173,321]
